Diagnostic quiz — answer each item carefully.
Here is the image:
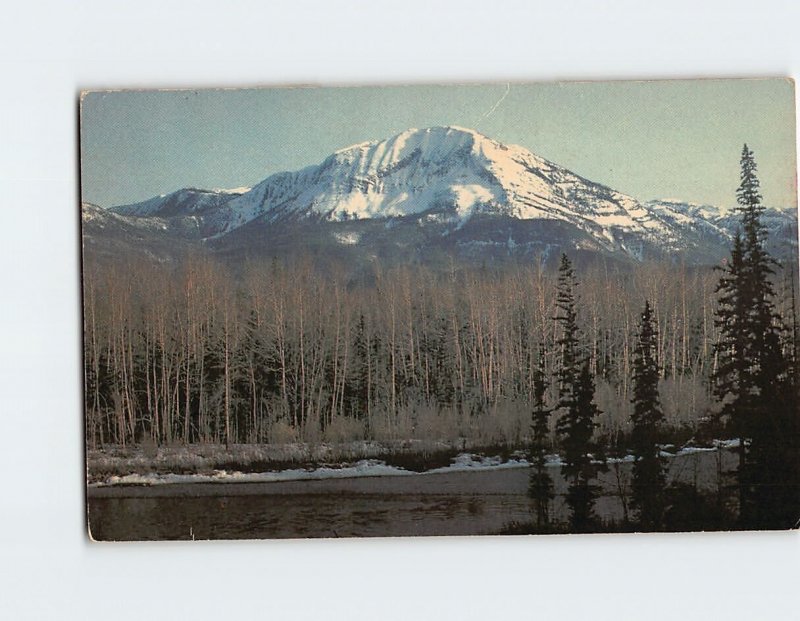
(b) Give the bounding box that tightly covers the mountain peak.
[121,126,654,241]
[111,186,244,217]
[331,125,489,161]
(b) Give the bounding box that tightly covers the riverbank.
[87,439,740,487]
[87,446,740,540]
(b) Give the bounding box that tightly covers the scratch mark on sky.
[476,83,511,125]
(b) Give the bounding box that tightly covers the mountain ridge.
[88,126,798,266]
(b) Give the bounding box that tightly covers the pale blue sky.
[80,79,797,210]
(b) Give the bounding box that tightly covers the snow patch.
[450,184,496,218]
[213,186,252,194]
[90,439,744,488]
[333,231,361,245]
[92,453,532,487]
[427,453,528,473]
[98,460,411,487]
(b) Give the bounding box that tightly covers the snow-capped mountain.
[88,126,797,266]
[113,187,248,218]
[81,202,201,261]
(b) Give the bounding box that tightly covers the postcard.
[81,79,799,539]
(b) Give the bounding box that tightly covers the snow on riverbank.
[89,440,740,488]
[96,460,413,487]
[91,453,531,487]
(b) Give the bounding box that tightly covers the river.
[87,448,737,540]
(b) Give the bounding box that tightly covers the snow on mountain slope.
[200,126,686,253]
[84,202,171,231]
[714,205,799,257]
[644,199,730,240]
[646,199,723,222]
[98,126,798,264]
[112,187,244,218]
[81,202,200,262]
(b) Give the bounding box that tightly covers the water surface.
[87,450,735,540]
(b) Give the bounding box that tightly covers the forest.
[83,258,742,447]
[83,146,800,531]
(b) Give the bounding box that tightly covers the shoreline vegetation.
[87,437,739,485]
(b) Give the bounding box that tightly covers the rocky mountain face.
[82,126,798,267]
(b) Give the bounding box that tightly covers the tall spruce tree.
[554,254,603,532]
[554,254,580,417]
[714,144,798,527]
[565,358,604,531]
[528,345,553,529]
[350,313,371,420]
[714,233,749,429]
[713,231,753,519]
[630,300,666,530]
[736,145,785,415]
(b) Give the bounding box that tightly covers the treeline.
[83,255,747,448]
[83,253,798,446]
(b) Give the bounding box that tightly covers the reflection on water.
[87,450,736,540]
[89,490,536,540]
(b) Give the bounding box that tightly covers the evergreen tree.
[349,313,371,421]
[554,254,580,415]
[528,345,553,529]
[714,144,798,527]
[737,145,785,387]
[736,146,786,413]
[713,232,754,518]
[432,314,454,407]
[713,233,750,430]
[630,300,666,530]
[232,309,277,441]
[562,359,604,532]
[554,254,603,532]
